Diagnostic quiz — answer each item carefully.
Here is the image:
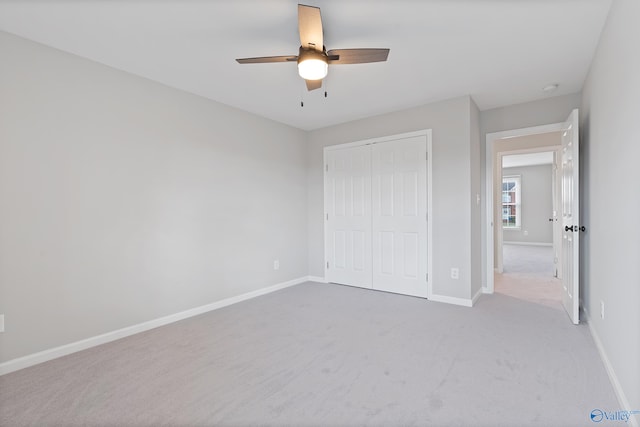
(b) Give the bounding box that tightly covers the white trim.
[307,275,327,283]
[426,133,434,299]
[323,129,431,151]
[489,143,499,278]
[485,123,565,294]
[323,129,434,300]
[585,311,639,427]
[501,174,522,230]
[429,294,473,307]
[471,288,483,306]
[503,241,553,247]
[0,276,308,376]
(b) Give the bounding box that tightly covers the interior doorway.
[497,149,562,308]
[485,128,563,306]
[485,109,580,322]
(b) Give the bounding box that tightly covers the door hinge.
[326,261,329,269]
[325,164,328,172]
[326,213,328,220]
[426,273,428,281]
[426,152,428,161]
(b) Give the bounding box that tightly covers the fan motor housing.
[297,46,328,64]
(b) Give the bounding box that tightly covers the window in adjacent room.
[502,175,521,228]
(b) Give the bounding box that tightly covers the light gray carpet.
[495,272,562,310]
[503,244,555,276]
[0,282,618,426]
[498,244,562,309]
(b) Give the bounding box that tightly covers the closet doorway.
[324,131,432,298]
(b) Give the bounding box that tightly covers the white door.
[561,109,580,324]
[552,151,562,279]
[325,145,372,288]
[371,137,428,297]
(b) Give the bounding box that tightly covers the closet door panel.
[372,136,428,297]
[325,145,372,288]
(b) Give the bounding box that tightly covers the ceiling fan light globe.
[298,59,328,80]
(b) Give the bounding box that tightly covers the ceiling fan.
[236,4,390,91]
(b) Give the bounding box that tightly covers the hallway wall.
[580,0,640,414]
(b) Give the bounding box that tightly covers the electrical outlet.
[451,268,459,280]
[600,301,605,319]
[273,260,280,270]
[0,314,4,333]
[523,230,529,236]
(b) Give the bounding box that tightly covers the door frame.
[485,123,564,293]
[323,129,433,298]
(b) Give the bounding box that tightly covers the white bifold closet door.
[371,137,428,297]
[326,135,428,298]
[325,145,372,289]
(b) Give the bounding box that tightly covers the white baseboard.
[0,276,308,376]
[585,311,639,427]
[471,288,483,306]
[429,293,473,307]
[307,275,327,283]
[503,241,553,247]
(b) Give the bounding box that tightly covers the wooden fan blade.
[327,48,390,64]
[305,79,322,91]
[298,4,323,52]
[236,55,298,64]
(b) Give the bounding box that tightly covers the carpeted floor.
[496,244,562,309]
[0,282,617,427]
[502,243,555,277]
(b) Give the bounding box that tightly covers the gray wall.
[0,32,308,363]
[307,96,478,300]
[502,164,553,245]
[480,93,582,137]
[580,0,640,412]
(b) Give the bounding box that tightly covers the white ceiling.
[0,0,612,130]
[503,152,554,168]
